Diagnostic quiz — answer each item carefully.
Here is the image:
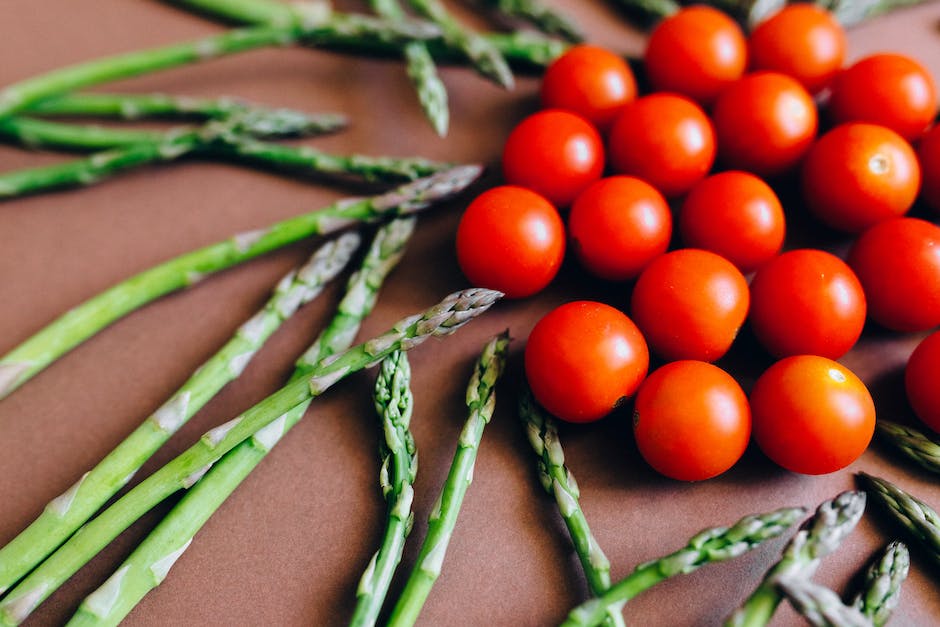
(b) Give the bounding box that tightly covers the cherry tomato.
[644,6,747,105]
[679,171,785,273]
[456,186,565,298]
[748,4,845,94]
[906,331,940,433]
[751,355,875,475]
[525,301,649,423]
[848,217,940,332]
[540,44,637,132]
[631,249,749,362]
[502,109,604,208]
[608,94,716,198]
[633,360,750,481]
[749,250,866,359]
[568,176,672,281]
[803,123,920,233]
[917,124,940,213]
[828,53,938,141]
[712,71,817,177]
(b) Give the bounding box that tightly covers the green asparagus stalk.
[607,0,680,25]
[0,288,502,626]
[0,232,359,597]
[776,578,871,627]
[876,420,940,474]
[851,541,909,627]
[407,0,514,89]
[857,473,940,566]
[562,506,807,627]
[816,0,934,27]
[371,0,449,136]
[0,164,482,400]
[0,117,163,151]
[387,331,510,627]
[518,386,624,627]
[726,491,867,627]
[350,349,418,627]
[64,218,416,627]
[488,0,584,42]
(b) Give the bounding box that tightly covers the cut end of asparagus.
[0,361,33,400]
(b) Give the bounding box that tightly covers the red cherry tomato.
[645,6,747,105]
[525,301,649,423]
[749,249,866,359]
[748,4,845,94]
[633,360,751,481]
[906,331,940,433]
[848,217,940,332]
[712,71,818,177]
[829,53,938,141]
[502,109,604,208]
[917,124,940,213]
[631,249,750,362]
[608,94,716,198]
[751,355,875,475]
[541,44,637,132]
[802,123,920,233]
[456,186,565,298]
[679,171,785,273]
[568,176,672,281]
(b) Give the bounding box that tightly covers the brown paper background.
[1,1,940,625]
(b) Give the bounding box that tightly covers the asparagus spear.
[561,506,806,627]
[65,218,416,627]
[518,386,625,627]
[0,117,163,151]
[487,0,584,42]
[705,0,785,29]
[607,0,680,25]
[851,541,909,627]
[350,349,418,627]
[0,164,482,400]
[0,288,502,625]
[876,421,940,474]
[371,0,449,136]
[857,473,940,566]
[726,491,867,627]
[776,578,871,627]
[816,0,934,27]
[0,232,358,596]
[387,331,511,627]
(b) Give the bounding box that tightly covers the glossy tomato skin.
[712,71,818,177]
[645,6,747,105]
[502,109,604,208]
[917,124,940,212]
[541,44,637,132]
[679,171,785,273]
[829,53,938,141]
[749,249,866,359]
[634,360,751,481]
[525,301,649,423]
[456,186,565,298]
[748,4,845,94]
[803,123,920,233]
[631,249,750,362]
[906,331,940,433]
[608,94,716,198]
[568,176,672,281]
[751,356,875,475]
[848,217,940,332]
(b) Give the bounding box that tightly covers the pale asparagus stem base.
[64,218,416,627]
[0,164,482,400]
[0,288,502,626]
[876,420,940,474]
[726,491,867,627]
[387,332,510,627]
[776,578,871,627]
[852,541,910,627]
[0,233,359,596]
[518,387,624,627]
[857,473,940,566]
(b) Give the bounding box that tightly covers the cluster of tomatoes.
[455,4,940,481]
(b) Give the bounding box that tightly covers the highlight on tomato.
[524,301,649,423]
[906,331,940,434]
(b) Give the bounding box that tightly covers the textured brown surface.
[1,1,940,625]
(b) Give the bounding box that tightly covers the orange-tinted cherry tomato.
[751,355,875,475]
[568,176,672,281]
[906,331,940,434]
[634,360,751,481]
[803,123,920,233]
[525,301,649,423]
[917,124,940,213]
